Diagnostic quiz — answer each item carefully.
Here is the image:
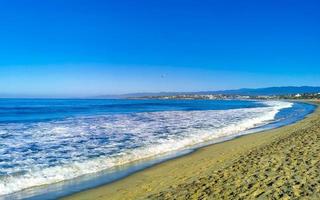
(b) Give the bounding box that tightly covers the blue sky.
[0,0,319,97]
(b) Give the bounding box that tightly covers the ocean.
[0,99,315,199]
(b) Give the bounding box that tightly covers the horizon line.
[0,85,319,99]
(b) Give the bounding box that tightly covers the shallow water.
[0,99,315,199]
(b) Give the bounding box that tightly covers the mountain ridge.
[95,86,320,99]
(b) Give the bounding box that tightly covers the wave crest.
[0,101,293,195]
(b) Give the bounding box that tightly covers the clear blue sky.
[0,0,319,97]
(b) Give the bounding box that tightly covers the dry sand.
[63,101,320,200]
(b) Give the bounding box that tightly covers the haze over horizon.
[0,0,319,97]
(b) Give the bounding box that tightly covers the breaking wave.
[0,101,293,195]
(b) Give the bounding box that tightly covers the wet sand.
[63,101,320,200]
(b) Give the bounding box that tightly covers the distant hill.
[95,86,320,99]
[210,86,320,96]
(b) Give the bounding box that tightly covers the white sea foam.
[0,101,293,195]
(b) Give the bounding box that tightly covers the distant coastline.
[94,86,320,99]
[128,93,320,101]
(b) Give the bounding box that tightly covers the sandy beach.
[63,101,320,200]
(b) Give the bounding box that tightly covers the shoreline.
[62,100,320,199]
[2,100,309,199]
